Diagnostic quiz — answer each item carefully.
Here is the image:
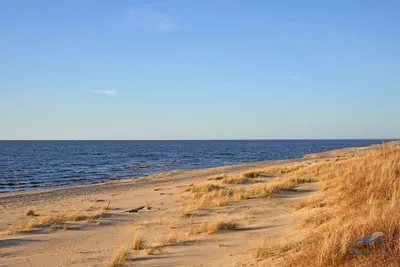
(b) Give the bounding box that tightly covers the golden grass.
[183,183,223,193]
[241,164,306,178]
[8,211,94,234]
[107,246,130,267]
[37,212,91,225]
[242,170,263,178]
[244,178,296,198]
[101,202,111,212]
[157,232,181,246]
[132,232,147,250]
[144,246,163,256]
[293,197,327,211]
[188,219,240,235]
[182,185,234,212]
[25,207,35,216]
[255,143,400,267]
[8,219,37,233]
[297,212,333,229]
[183,171,316,213]
[207,174,225,181]
[191,190,231,209]
[208,174,251,184]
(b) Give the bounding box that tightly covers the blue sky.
[1,0,399,140]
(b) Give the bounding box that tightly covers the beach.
[0,142,396,266]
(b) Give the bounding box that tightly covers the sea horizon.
[0,139,392,193]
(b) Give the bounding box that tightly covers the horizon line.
[0,138,397,142]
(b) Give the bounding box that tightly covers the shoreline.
[0,141,386,204]
[1,141,396,267]
[1,139,391,195]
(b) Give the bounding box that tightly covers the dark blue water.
[0,140,389,193]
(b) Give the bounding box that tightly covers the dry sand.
[0,143,384,267]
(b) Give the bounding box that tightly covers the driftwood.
[125,206,146,213]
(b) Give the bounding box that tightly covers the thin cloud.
[89,90,117,95]
[127,9,181,31]
[290,76,302,80]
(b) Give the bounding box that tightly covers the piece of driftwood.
[125,206,146,213]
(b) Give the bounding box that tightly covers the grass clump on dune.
[183,183,223,193]
[188,219,240,235]
[255,143,400,267]
[132,232,147,250]
[25,207,36,216]
[208,174,253,184]
[107,246,130,267]
[8,211,95,234]
[242,170,263,178]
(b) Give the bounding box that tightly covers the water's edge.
[0,140,391,193]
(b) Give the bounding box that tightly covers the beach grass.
[8,211,96,234]
[254,143,400,266]
[188,219,240,235]
[132,232,147,250]
[107,246,130,267]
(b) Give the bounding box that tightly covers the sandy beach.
[0,142,394,267]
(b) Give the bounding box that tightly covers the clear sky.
[1,0,399,140]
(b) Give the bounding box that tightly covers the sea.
[0,140,390,193]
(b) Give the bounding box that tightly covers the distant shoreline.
[0,140,390,202]
[1,139,394,195]
[0,138,397,142]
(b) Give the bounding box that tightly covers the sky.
[1,0,399,140]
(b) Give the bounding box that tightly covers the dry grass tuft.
[25,207,36,216]
[101,202,111,212]
[132,232,147,250]
[183,183,223,193]
[8,211,93,234]
[144,246,163,256]
[8,219,37,234]
[183,186,234,212]
[207,175,225,181]
[37,212,90,225]
[158,232,181,246]
[292,202,308,211]
[107,246,130,267]
[188,219,240,235]
[242,170,263,178]
[63,223,70,230]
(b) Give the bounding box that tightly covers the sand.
[0,143,385,267]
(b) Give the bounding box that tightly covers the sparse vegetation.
[107,246,130,267]
[183,183,223,193]
[8,211,95,234]
[101,202,111,212]
[158,232,181,246]
[242,170,263,178]
[63,223,70,230]
[144,246,163,256]
[132,232,147,250]
[188,219,240,235]
[207,175,225,181]
[26,207,36,216]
